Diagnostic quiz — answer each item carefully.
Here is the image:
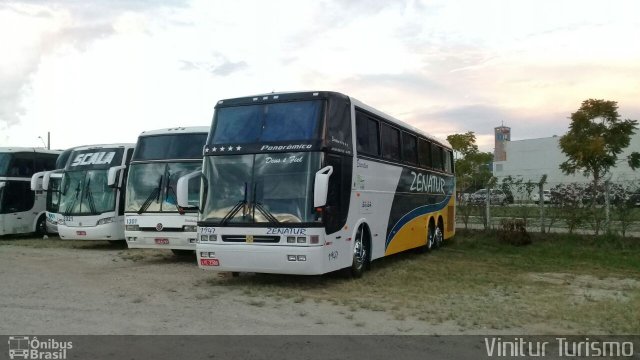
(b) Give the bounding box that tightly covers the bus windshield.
[210,100,323,145]
[59,170,116,215]
[201,152,321,224]
[126,162,201,213]
[133,133,207,161]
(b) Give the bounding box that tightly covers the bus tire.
[349,225,369,278]
[433,221,444,249]
[35,215,47,236]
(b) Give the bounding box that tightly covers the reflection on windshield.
[126,162,201,213]
[59,170,115,215]
[202,152,321,224]
[211,101,323,145]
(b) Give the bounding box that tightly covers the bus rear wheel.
[433,225,444,249]
[349,225,369,278]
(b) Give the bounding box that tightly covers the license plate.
[76,231,86,236]
[200,258,219,266]
[155,238,169,245]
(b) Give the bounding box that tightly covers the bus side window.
[401,132,418,165]
[418,138,431,168]
[444,150,452,173]
[381,123,400,161]
[355,112,379,156]
[0,181,35,213]
[9,153,34,177]
[431,143,444,171]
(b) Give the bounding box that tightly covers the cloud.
[0,0,188,129]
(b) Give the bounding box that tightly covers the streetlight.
[37,132,50,149]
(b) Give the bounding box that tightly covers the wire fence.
[456,180,640,237]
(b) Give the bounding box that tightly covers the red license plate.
[155,238,169,245]
[200,258,219,266]
[76,231,86,236]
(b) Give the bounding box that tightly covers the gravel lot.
[0,240,471,335]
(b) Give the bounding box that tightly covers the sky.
[1,0,639,152]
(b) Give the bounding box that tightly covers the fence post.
[485,184,491,230]
[538,175,547,234]
[604,180,610,234]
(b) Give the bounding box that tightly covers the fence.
[456,181,640,237]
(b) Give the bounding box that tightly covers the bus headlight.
[125,224,139,231]
[199,234,217,243]
[97,217,115,226]
[183,225,197,232]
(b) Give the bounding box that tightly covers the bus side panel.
[444,195,456,240]
[383,167,454,256]
[351,158,403,261]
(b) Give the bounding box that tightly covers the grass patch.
[206,230,640,334]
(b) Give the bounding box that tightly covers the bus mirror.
[177,171,202,208]
[30,171,47,191]
[42,171,52,191]
[314,166,334,208]
[107,165,126,188]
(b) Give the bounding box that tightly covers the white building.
[493,133,640,190]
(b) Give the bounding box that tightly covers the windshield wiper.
[254,202,279,223]
[63,183,81,215]
[84,178,98,215]
[137,176,162,214]
[251,182,279,223]
[220,182,248,225]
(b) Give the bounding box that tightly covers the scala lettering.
[70,152,116,167]
[410,171,445,194]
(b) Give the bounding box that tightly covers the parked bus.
[0,147,60,236]
[124,127,208,254]
[31,147,75,234]
[57,144,135,241]
[177,91,455,276]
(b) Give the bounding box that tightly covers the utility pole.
[47,131,50,149]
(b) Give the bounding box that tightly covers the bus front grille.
[221,235,280,243]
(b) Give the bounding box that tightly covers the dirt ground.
[0,242,468,335]
[1,237,638,335]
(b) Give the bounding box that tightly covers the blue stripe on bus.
[384,195,451,249]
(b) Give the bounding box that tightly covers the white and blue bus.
[1,147,60,236]
[124,127,208,255]
[57,144,135,241]
[177,91,455,276]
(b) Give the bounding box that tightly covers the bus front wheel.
[349,225,369,278]
[35,215,47,236]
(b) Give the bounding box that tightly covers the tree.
[446,132,493,192]
[447,131,478,159]
[559,99,640,199]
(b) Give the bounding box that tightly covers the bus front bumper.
[58,222,123,241]
[196,243,326,275]
[126,231,197,250]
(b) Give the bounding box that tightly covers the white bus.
[1,147,60,236]
[31,147,75,234]
[177,91,455,276]
[57,143,135,241]
[124,127,208,255]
